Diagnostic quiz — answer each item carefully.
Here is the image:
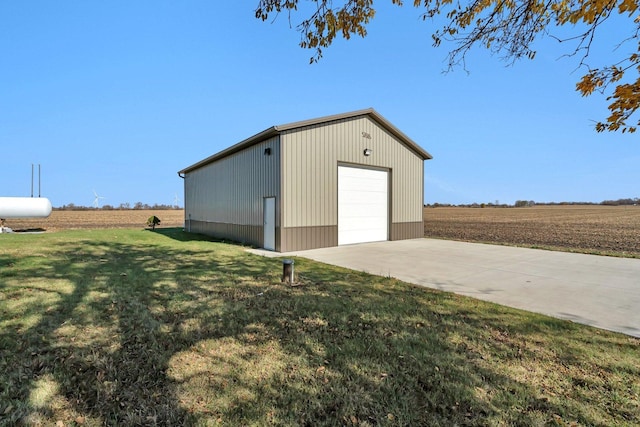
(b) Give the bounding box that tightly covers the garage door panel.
[339,228,386,244]
[341,207,385,219]
[339,215,385,228]
[341,176,386,188]
[338,166,388,245]
[340,219,386,234]
[343,177,386,187]
[339,196,387,211]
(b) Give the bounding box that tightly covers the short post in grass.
[282,259,294,284]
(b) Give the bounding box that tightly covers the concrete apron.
[249,238,640,338]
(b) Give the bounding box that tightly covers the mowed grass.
[1,230,638,426]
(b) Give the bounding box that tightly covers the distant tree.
[119,202,131,210]
[133,202,144,210]
[101,204,114,210]
[150,203,177,210]
[256,0,640,133]
[601,197,638,205]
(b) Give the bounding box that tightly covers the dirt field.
[4,206,640,257]
[424,205,640,257]
[3,209,185,232]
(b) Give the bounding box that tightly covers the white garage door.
[338,166,388,245]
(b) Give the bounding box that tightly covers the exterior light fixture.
[264,148,272,156]
[363,148,372,156]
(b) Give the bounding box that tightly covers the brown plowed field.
[424,205,640,257]
[3,209,185,232]
[4,207,640,257]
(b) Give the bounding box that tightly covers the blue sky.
[1,1,638,207]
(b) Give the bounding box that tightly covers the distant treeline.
[426,197,639,208]
[55,202,182,211]
[599,198,640,206]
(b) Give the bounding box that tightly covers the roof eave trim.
[178,127,278,174]
[178,107,432,174]
[274,108,376,132]
[276,107,432,160]
[366,109,432,160]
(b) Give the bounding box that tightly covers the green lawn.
[0,229,638,426]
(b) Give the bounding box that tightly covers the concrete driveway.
[250,238,640,337]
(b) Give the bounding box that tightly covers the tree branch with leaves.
[256,0,640,133]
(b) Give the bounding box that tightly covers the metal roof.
[178,108,432,175]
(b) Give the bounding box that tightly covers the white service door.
[338,166,388,245]
[263,197,275,251]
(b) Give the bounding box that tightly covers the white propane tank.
[0,197,53,219]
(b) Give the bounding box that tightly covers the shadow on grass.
[0,230,638,425]
[11,228,47,233]
[149,227,207,242]
[151,227,259,249]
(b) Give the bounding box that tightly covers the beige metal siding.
[184,136,280,247]
[281,116,423,229]
[281,225,338,251]
[390,222,423,240]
